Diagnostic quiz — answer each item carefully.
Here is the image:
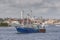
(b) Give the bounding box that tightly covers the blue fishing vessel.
[15,23,46,33]
[14,11,46,33]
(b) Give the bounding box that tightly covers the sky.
[0,0,60,19]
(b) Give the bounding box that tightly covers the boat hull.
[15,26,39,33]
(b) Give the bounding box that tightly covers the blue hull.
[15,26,39,33]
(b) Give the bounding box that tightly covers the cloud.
[0,0,60,18]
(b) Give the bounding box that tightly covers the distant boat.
[55,24,60,27]
[47,24,56,27]
[14,11,46,33]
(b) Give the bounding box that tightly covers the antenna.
[30,9,32,18]
[30,10,34,20]
[20,10,24,19]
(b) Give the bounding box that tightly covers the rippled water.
[0,26,60,40]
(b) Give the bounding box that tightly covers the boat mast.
[27,13,29,25]
[21,11,23,19]
[20,10,24,26]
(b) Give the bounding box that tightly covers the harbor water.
[0,25,60,40]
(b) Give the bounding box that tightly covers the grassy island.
[0,23,8,26]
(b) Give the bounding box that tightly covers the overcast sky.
[0,0,60,19]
